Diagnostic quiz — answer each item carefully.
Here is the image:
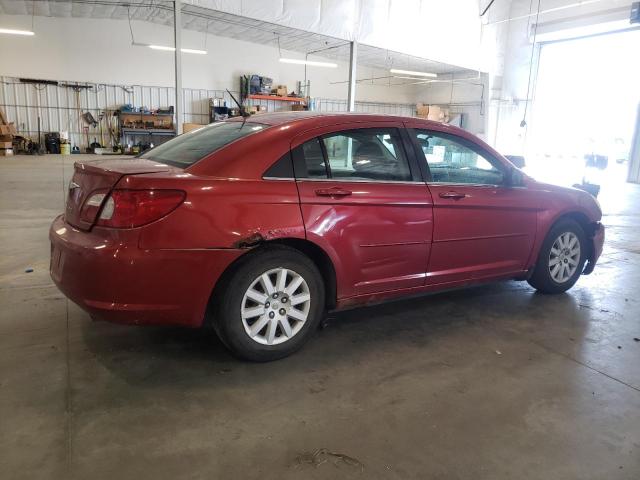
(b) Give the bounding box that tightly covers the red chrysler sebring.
[50,112,604,360]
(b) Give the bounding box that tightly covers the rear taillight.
[80,192,107,223]
[95,189,186,228]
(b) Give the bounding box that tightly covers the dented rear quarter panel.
[116,173,305,250]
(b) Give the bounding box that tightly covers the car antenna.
[226,89,250,127]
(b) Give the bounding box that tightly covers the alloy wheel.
[241,268,311,345]
[548,232,581,283]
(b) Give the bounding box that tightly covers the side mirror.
[506,168,525,187]
[505,155,526,169]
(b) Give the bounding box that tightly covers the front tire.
[528,218,587,294]
[213,246,325,361]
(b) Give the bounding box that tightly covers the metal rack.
[118,111,175,147]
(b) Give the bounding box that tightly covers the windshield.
[140,121,268,168]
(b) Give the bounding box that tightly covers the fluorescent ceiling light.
[149,44,175,51]
[180,48,207,55]
[390,68,437,78]
[0,28,35,36]
[144,44,207,54]
[279,58,338,68]
[393,76,437,81]
[149,45,208,55]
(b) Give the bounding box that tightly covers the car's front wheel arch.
[528,217,588,293]
[551,211,596,264]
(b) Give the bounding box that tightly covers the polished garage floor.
[1,154,639,480]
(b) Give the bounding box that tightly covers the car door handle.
[315,187,352,197]
[439,191,467,200]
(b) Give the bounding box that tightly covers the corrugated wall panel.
[1,76,434,149]
[0,77,185,147]
[313,98,415,117]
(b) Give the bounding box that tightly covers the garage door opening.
[525,29,640,194]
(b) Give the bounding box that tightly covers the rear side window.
[140,122,267,168]
[296,138,329,179]
[294,128,412,182]
[263,152,294,178]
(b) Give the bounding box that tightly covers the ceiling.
[0,0,476,77]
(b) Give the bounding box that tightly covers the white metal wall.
[0,76,433,148]
[1,75,485,151]
[0,76,250,147]
[312,98,415,117]
[0,76,178,148]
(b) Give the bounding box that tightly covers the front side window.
[296,128,412,182]
[412,130,505,185]
[140,121,267,168]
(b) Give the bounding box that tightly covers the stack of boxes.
[0,108,16,156]
[415,103,450,123]
[272,85,288,97]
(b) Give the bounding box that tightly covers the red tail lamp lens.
[96,189,186,228]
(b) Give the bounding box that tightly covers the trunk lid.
[65,159,172,230]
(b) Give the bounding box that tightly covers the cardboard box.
[272,85,288,97]
[431,107,450,122]
[0,148,14,156]
[427,105,444,121]
[0,141,12,149]
[416,103,429,118]
[183,123,205,133]
[416,104,451,122]
[291,104,305,111]
[0,123,17,135]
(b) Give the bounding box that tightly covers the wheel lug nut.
[279,308,286,315]
[282,297,287,303]
[269,311,275,319]
[265,301,270,308]
[273,293,279,299]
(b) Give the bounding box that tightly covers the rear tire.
[213,246,325,361]
[528,218,587,294]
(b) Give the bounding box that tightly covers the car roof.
[227,111,448,130]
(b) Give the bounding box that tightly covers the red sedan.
[50,113,604,361]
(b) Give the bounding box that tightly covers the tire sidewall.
[532,219,587,293]
[216,247,325,361]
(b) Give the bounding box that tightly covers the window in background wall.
[526,29,640,188]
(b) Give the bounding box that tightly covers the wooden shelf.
[247,94,305,103]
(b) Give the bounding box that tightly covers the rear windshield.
[139,121,268,168]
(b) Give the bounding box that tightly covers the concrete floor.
[1,154,639,480]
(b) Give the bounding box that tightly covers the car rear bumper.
[583,222,605,275]
[49,215,243,327]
